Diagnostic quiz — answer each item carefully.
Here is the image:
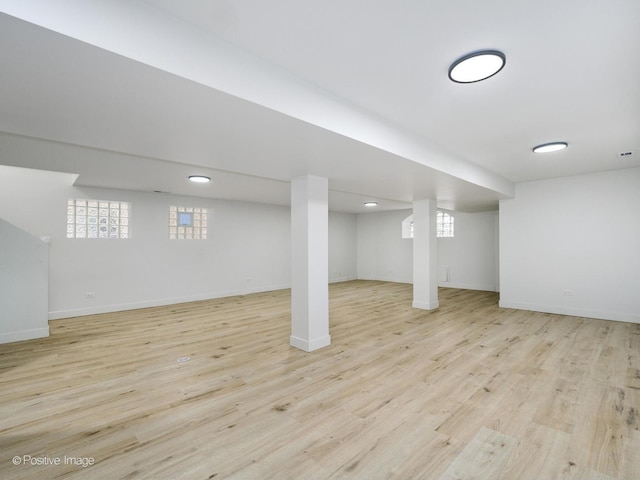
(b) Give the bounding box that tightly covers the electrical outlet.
[85,291,96,299]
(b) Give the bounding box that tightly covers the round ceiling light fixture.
[364,202,378,207]
[532,142,568,154]
[448,50,506,83]
[188,175,211,183]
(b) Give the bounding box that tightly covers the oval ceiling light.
[532,142,568,153]
[364,202,378,207]
[448,50,506,83]
[188,175,211,183]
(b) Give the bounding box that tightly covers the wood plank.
[0,281,638,479]
[437,427,516,480]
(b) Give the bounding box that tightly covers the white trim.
[412,300,439,310]
[0,327,50,345]
[498,301,640,324]
[290,335,331,352]
[329,276,358,284]
[440,282,497,292]
[49,284,290,320]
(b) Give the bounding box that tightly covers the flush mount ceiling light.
[188,175,211,183]
[364,202,378,207]
[448,50,506,83]
[532,142,568,153]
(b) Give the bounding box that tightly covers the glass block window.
[67,199,130,239]
[169,206,208,240]
[437,211,454,238]
[401,215,414,239]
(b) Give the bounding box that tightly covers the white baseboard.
[49,284,290,320]
[439,282,497,292]
[0,327,49,345]
[499,300,640,324]
[290,334,331,352]
[412,300,439,310]
[329,276,358,284]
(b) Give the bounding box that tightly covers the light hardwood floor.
[1,281,639,479]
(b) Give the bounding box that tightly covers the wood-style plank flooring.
[1,281,639,479]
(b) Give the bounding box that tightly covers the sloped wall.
[0,218,49,343]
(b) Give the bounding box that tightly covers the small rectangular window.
[170,205,207,240]
[437,211,454,238]
[67,199,130,239]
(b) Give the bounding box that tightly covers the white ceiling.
[1,1,638,213]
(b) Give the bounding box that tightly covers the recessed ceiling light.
[364,202,378,207]
[188,175,211,183]
[532,142,568,153]
[448,50,506,83]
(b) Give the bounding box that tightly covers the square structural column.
[290,175,330,352]
[413,199,439,310]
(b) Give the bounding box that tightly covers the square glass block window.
[67,199,131,239]
[169,206,207,240]
[437,211,454,238]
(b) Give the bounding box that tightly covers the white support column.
[290,175,330,352]
[413,199,439,310]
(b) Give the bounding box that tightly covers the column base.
[412,300,440,310]
[290,335,331,352]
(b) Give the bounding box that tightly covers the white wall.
[438,210,499,291]
[357,208,499,291]
[357,210,413,283]
[329,211,357,283]
[0,218,49,343]
[499,167,640,323]
[49,188,293,319]
[0,166,358,320]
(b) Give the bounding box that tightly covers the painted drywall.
[499,167,640,323]
[0,218,49,343]
[0,166,358,319]
[329,211,357,283]
[438,210,499,291]
[357,210,413,284]
[357,208,498,291]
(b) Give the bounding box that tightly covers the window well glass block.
[67,199,130,239]
[169,205,207,240]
